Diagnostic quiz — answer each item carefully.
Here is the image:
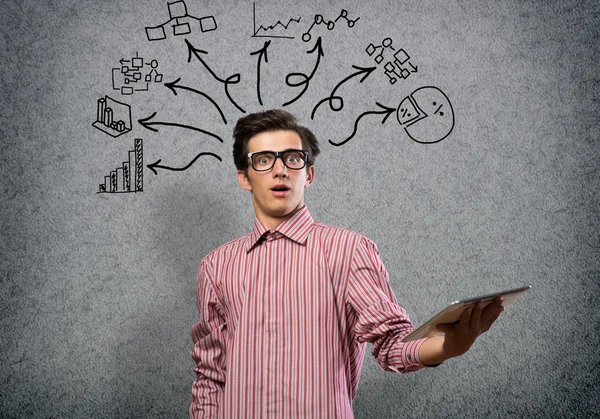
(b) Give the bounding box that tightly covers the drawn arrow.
[185,39,246,114]
[164,78,227,124]
[282,36,324,107]
[138,112,223,143]
[328,102,396,147]
[147,152,222,175]
[119,58,130,65]
[311,64,377,120]
[408,62,418,73]
[250,40,271,106]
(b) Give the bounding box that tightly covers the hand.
[436,297,505,359]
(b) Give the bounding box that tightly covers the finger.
[470,303,483,331]
[482,306,504,332]
[482,297,504,323]
[459,306,473,331]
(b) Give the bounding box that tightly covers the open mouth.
[271,185,290,192]
[271,185,290,196]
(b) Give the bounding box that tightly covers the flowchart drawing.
[112,52,163,95]
[98,139,143,193]
[366,38,418,84]
[145,1,217,41]
[92,96,132,137]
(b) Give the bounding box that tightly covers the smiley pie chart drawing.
[396,86,455,144]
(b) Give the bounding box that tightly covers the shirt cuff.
[388,337,431,373]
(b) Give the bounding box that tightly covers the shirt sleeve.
[347,236,429,373]
[189,256,227,418]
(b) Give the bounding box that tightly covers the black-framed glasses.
[247,149,308,172]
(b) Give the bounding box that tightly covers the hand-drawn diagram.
[92,96,132,137]
[366,38,418,84]
[283,37,324,107]
[112,53,163,95]
[397,86,455,144]
[164,78,227,124]
[252,2,300,39]
[145,1,217,41]
[186,39,245,114]
[328,86,454,146]
[147,152,222,175]
[138,112,224,143]
[94,4,455,195]
[302,9,359,42]
[311,65,377,119]
[98,139,143,193]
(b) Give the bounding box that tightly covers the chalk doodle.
[138,111,224,143]
[302,9,359,42]
[282,37,324,107]
[185,39,246,114]
[112,52,163,95]
[98,139,143,193]
[397,86,455,144]
[311,64,377,119]
[92,96,132,137]
[147,152,222,175]
[164,77,227,124]
[93,4,455,195]
[328,86,455,146]
[366,38,418,84]
[252,2,300,39]
[250,41,271,106]
[145,0,217,41]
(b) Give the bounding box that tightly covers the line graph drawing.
[252,2,300,39]
[145,1,217,41]
[302,9,359,42]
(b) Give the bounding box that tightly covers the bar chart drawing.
[92,96,132,137]
[98,139,143,194]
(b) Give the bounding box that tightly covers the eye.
[257,155,272,165]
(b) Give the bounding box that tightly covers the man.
[190,109,504,418]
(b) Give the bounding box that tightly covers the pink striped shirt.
[190,206,428,418]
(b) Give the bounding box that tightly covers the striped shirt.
[190,206,428,419]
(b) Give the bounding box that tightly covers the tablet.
[401,285,531,342]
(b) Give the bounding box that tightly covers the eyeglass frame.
[246,149,309,172]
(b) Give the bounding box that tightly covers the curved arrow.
[164,78,227,124]
[147,152,222,175]
[185,39,246,114]
[311,64,377,119]
[283,37,324,107]
[250,40,271,106]
[138,112,223,142]
[328,102,395,147]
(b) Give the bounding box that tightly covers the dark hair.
[232,109,320,172]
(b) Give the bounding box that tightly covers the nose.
[272,155,288,177]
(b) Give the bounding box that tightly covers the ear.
[237,170,253,191]
[305,165,315,187]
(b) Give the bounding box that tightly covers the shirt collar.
[247,206,314,252]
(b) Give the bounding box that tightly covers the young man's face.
[237,130,315,230]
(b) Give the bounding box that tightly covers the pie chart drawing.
[396,86,455,144]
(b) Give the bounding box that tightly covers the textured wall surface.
[1,0,599,417]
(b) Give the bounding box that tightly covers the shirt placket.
[263,231,281,417]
